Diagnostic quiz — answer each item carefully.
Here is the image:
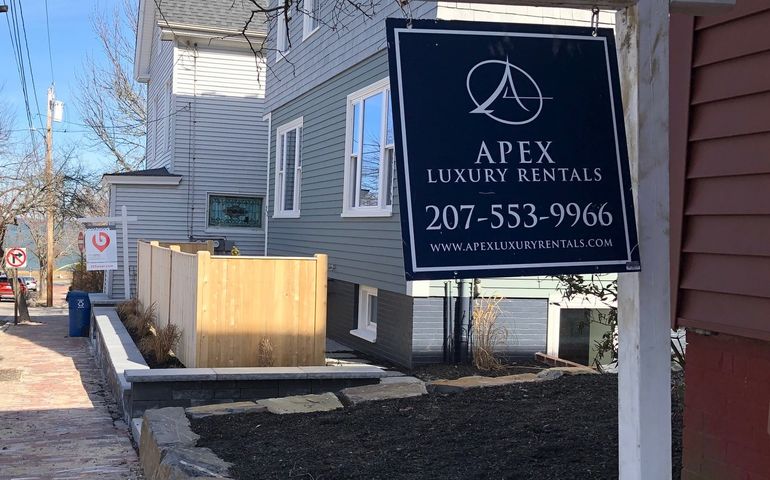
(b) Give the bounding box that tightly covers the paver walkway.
[0,307,143,479]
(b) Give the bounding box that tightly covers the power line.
[17,0,45,130]
[4,0,39,155]
[43,0,54,83]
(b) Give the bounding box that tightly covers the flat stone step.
[257,392,343,414]
[340,381,427,405]
[428,373,539,394]
[186,401,267,419]
[549,366,599,375]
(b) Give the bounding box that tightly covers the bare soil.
[192,372,684,480]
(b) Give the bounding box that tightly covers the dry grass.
[257,338,275,367]
[116,299,140,321]
[125,302,155,339]
[471,295,508,371]
[140,323,182,365]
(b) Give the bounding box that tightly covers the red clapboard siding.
[678,290,770,342]
[671,0,770,338]
[683,215,770,257]
[689,90,770,141]
[692,8,770,67]
[687,132,770,178]
[694,0,770,30]
[690,50,770,105]
[679,253,770,299]
[686,174,770,215]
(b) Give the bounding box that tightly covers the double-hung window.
[275,118,303,218]
[276,9,291,59]
[343,78,395,217]
[302,0,320,39]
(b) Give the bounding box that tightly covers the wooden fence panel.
[157,241,213,254]
[169,249,198,367]
[196,256,326,368]
[151,247,172,327]
[136,241,328,368]
[137,241,152,308]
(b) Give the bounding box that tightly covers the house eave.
[133,0,154,83]
[159,23,265,48]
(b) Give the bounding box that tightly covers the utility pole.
[45,86,54,307]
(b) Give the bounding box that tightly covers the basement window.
[350,285,377,342]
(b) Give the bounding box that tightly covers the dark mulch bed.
[409,360,546,381]
[192,373,684,480]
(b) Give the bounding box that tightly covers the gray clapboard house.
[102,0,269,299]
[263,2,615,367]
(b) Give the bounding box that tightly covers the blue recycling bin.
[66,291,92,337]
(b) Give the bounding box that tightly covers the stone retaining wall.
[126,367,387,418]
[91,307,150,422]
[90,303,398,421]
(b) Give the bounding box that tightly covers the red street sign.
[5,248,27,269]
[78,231,85,253]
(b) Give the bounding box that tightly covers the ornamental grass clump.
[140,322,182,365]
[257,338,275,367]
[125,302,155,339]
[472,295,508,371]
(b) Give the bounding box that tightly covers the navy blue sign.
[386,19,640,280]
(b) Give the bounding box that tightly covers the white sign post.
[77,206,137,300]
[85,228,118,271]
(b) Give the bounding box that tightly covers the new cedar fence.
[136,241,328,368]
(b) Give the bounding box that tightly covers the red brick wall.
[682,330,770,479]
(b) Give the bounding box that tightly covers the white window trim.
[205,192,264,232]
[275,12,290,61]
[154,96,161,158]
[302,0,320,40]
[342,77,394,218]
[274,117,303,219]
[350,285,377,342]
[166,78,173,151]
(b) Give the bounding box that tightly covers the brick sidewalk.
[0,309,143,479]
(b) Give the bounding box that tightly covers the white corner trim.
[406,280,431,297]
[350,328,376,343]
[102,175,182,187]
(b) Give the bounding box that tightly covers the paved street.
[0,302,142,479]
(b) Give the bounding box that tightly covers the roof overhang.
[134,0,155,83]
[102,174,182,187]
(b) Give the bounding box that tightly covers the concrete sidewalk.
[0,306,142,479]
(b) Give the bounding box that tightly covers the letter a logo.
[466,58,551,125]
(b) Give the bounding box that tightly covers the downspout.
[263,112,272,256]
[454,279,470,363]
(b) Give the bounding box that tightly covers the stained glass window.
[208,195,263,228]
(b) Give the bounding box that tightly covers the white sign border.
[392,27,635,274]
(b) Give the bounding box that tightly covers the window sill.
[302,26,319,41]
[275,51,290,63]
[349,328,376,343]
[273,211,300,219]
[204,227,262,234]
[341,208,393,218]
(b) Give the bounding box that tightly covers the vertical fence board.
[169,249,198,367]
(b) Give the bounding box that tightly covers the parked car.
[20,276,37,292]
[0,276,26,301]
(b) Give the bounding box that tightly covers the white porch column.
[616,1,672,479]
